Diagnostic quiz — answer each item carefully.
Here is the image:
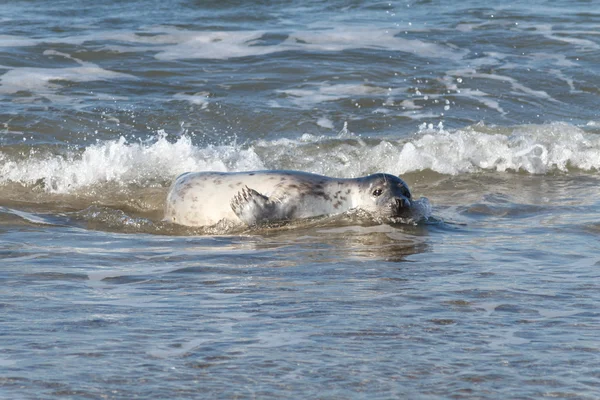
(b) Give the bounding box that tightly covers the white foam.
[529,53,578,68]
[2,26,466,61]
[0,65,131,95]
[399,100,422,110]
[393,122,600,175]
[277,83,406,108]
[285,28,467,61]
[455,22,489,33]
[2,123,599,195]
[0,34,39,47]
[150,26,467,61]
[0,51,135,104]
[445,69,558,103]
[255,122,600,176]
[316,117,335,129]
[455,89,506,115]
[0,134,265,193]
[172,92,210,109]
[0,207,54,225]
[153,30,273,61]
[0,30,176,49]
[528,24,600,51]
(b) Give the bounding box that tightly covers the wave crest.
[0,134,264,193]
[0,122,598,195]
[396,122,599,174]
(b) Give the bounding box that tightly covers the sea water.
[1,0,600,398]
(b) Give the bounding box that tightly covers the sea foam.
[0,26,466,62]
[0,122,598,194]
[0,134,265,193]
[395,122,600,175]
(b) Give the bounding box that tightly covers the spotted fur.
[164,170,412,227]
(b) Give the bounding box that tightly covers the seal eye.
[372,188,383,197]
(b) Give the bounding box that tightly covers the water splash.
[0,133,265,193]
[396,122,599,174]
[1,122,599,197]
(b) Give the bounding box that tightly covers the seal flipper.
[230,186,284,226]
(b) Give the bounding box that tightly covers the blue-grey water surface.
[1,1,600,398]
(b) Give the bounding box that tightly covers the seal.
[164,170,412,227]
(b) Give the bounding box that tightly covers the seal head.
[355,173,412,219]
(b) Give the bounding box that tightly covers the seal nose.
[395,197,410,209]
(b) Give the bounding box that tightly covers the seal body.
[164,170,412,227]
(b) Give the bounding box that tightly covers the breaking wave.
[0,122,598,195]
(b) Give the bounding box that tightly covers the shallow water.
[2,1,600,398]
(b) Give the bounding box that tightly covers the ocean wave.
[256,122,600,176]
[0,122,598,194]
[397,122,600,175]
[0,26,465,62]
[0,133,264,193]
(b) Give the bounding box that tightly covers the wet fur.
[164,170,411,227]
